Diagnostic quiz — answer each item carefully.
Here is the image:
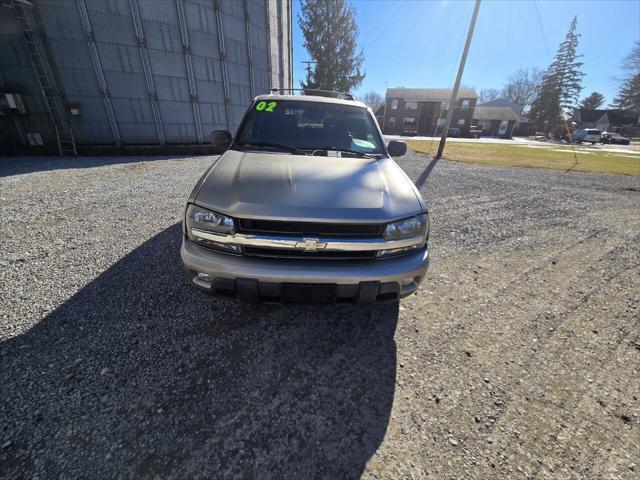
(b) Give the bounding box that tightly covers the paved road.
[1,152,639,479]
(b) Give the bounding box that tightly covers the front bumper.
[181,238,429,304]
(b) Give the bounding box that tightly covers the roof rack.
[269,88,354,101]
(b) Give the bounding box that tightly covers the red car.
[465,125,483,138]
[401,121,418,136]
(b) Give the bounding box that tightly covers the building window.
[441,101,449,110]
[403,117,415,124]
[389,117,396,127]
[458,119,466,126]
[437,118,446,127]
[405,101,417,110]
[462,99,470,108]
[391,99,398,110]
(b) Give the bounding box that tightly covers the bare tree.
[478,88,501,103]
[360,91,383,110]
[501,68,544,112]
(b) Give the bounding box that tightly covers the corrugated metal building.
[0,0,292,154]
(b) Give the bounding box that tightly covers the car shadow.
[0,223,398,479]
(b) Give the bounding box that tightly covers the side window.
[403,117,415,124]
[389,117,396,127]
[391,99,398,110]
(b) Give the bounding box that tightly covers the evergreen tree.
[298,0,364,93]
[578,92,605,110]
[529,17,584,131]
[611,42,640,110]
[611,74,640,110]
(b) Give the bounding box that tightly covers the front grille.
[243,246,377,260]
[238,219,383,237]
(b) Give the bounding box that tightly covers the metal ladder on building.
[13,1,77,156]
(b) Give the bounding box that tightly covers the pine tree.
[529,17,585,131]
[611,74,640,110]
[611,42,640,111]
[578,92,605,110]
[298,0,364,93]
[529,79,561,130]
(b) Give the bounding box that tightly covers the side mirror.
[210,130,232,149]
[387,140,407,157]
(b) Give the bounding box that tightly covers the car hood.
[193,149,424,223]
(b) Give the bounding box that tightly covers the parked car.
[447,127,461,137]
[573,128,601,144]
[401,121,418,136]
[601,132,631,145]
[181,93,430,304]
[463,125,483,138]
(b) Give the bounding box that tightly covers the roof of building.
[386,87,478,101]
[577,109,640,125]
[473,106,519,122]
[577,109,609,123]
[478,98,528,122]
[604,110,640,125]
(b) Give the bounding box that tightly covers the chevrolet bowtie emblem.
[297,238,327,252]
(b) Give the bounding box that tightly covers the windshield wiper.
[308,146,380,158]
[234,141,307,155]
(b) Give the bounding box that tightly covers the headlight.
[383,213,428,240]
[185,204,239,253]
[379,213,429,258]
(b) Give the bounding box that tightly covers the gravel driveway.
[1,151,639,479]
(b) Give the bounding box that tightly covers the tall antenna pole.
[435,0,481,159]
[302,60,316,79]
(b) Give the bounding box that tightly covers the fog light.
[196,272,213,282]
[400,277,415,287]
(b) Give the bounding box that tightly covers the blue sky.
[292,0,640,105]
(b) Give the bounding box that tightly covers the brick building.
[382,88,477,135]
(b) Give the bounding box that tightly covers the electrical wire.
[360,0,412,51]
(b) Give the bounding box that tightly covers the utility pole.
[302,60,316,80]
[435,0,481,159]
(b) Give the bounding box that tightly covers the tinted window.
[236,100,385,154]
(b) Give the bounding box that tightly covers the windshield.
[234,100,385,155]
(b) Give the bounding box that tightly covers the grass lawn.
[406,140,640,176]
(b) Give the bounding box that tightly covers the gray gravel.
[1,151,639,479]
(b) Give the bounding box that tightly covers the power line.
[302,59,316,79]
[361,0,412,51]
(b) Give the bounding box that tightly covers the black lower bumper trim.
[190,273,405,304]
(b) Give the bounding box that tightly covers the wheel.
[591,142,596,145]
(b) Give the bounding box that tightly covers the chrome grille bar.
[190,228,421,252]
